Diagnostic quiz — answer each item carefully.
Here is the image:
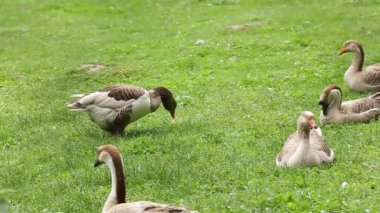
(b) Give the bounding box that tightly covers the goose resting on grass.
[66,85,177,135]
[339,40,380,92]
[276,111,334,167]
[94,144,197,213]
[318,85,380,125]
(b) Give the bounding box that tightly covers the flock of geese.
[66,40,380,212]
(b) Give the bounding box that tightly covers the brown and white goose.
[94,144,197,213]
[276,111,334,167]
[66,85,177,135]
[318,85,380,125]
[339,40,380,92]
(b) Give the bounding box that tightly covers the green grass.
[1,0,380,212]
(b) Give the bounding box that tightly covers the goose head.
[297,111,318,132]
[318,85,342,116]
[153,87,177,119]
[94,144,123,167]
[338,40,363,56]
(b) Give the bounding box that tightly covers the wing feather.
[100,85,146,101]
[276,133,299,164]
[362,64,380,85]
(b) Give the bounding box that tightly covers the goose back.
[361,64,380,85]
[107,201,193,213]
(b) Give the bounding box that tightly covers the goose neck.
[351,46,364,71]
[102,155,126,213]
[329,95,342,111]
[149,92,162,112]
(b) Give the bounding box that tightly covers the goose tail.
[66,93,88,112]
[70,93,88,99]
[328,148,335,163]
[275,154,284,167]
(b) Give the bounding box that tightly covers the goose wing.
[342,98,374,114]
[100,85,147,102]
[362,64,380,85]
[276,133,299,165]
[341,92,380,114]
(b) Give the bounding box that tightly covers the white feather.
[129,92,151,122]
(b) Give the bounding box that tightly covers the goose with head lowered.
[94,144,197,213]
[276,111,334,167]
[339,40,380,92]
[66,85,177,135]
[318,84,380,125]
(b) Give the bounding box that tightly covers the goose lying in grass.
[276,111,334,167]
[339,40,380,92]
[66,85,177,135]
[318,85,380,125]
[94,144,197,213]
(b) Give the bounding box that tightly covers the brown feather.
[101,85,146,101]
[320,85,342,103]
[362,65,380,84]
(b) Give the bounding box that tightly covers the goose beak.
[310,124,318,129]
[338,47,347,56]
[170,109,175,119]
[308,118,318,129]
[94,159,103,167]
[318,100,329,116]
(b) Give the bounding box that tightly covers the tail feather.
[66,93,90,111]
[328,148,335,162]
[70,93,88,98]
[275,154,283,167]
[66,101,86,111]
[68,108,87,112]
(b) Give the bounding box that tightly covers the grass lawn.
[1,0,380,212]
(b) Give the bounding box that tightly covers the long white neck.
[102,159,118,213]
[102,158,126,213]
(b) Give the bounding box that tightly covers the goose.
[318,84,380,125]
[94,144,197,213]
[66,85,177,135]
[276,111,334,167]
[338,40,380,92]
